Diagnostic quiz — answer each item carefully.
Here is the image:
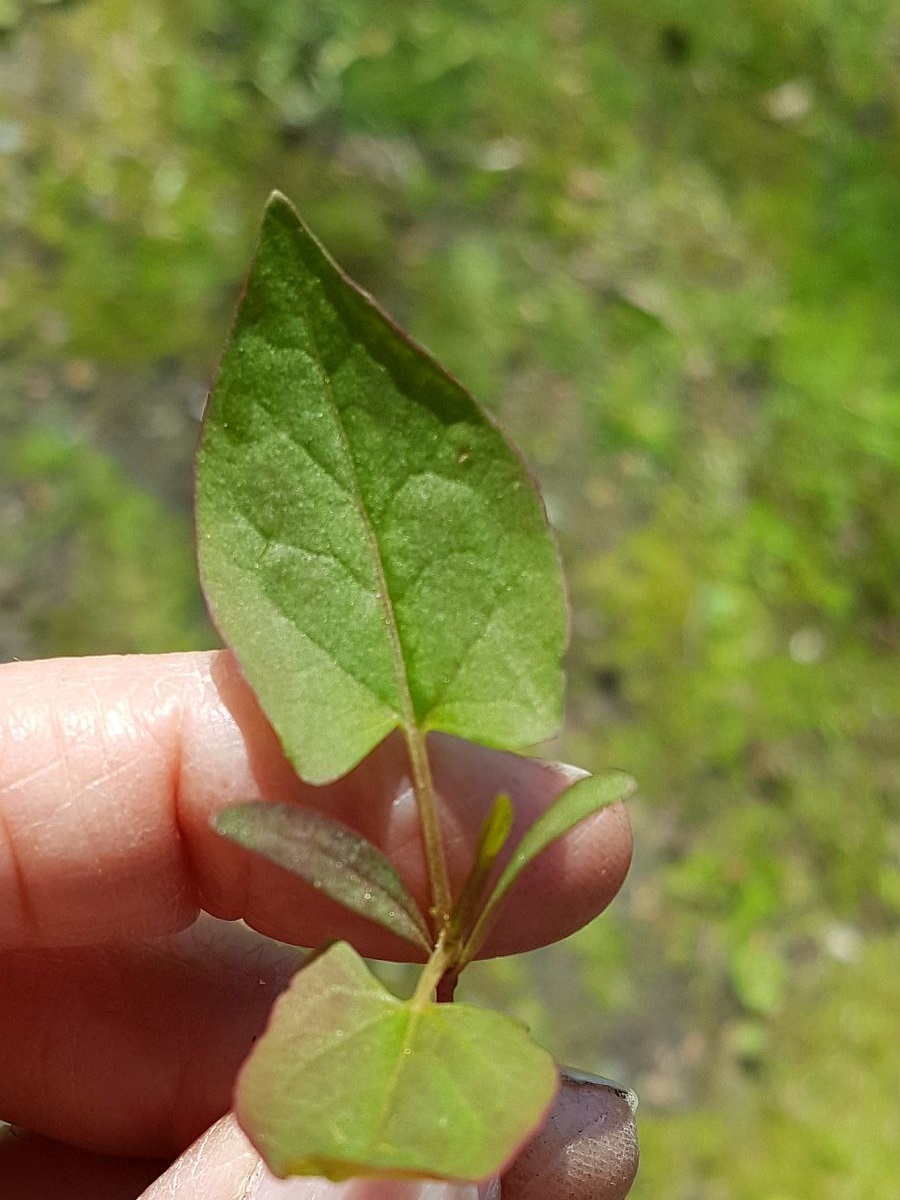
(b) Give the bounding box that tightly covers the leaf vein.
[299,295,420,738]
[247,585,402,716]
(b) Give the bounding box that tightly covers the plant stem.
[411,931,454,1009]
[404,725,453,936]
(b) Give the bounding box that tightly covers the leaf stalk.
[404,726,453,938]
[411,930,456,1008]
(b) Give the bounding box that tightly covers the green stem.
[411,932,455,1009]
[404,725,453,937]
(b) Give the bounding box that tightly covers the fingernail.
[248,1165,490,1199]
[560,1065,639,1114]
[246,1161,326,1199]
[501,1072,639,1200]
[549,761,590,784]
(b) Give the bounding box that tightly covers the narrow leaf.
[477,792,516,866]
[450,793,514,940]
[196,192,567,784]
[236,941,558,1182]
[214,803,431,952]
[459,772,636,967]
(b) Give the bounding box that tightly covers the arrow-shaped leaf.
[235,941,558,1181]
[196,192,567,785]
[214,803,431,952]
[459,771,636,967]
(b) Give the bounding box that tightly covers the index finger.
[0,651,631,956]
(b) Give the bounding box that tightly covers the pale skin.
[0,651,638,1199]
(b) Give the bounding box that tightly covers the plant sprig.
[198,192,633,1183]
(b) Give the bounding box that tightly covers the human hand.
[0,651,638,1199]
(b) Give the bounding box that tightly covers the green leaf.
[459,772,636,967]
[214,803,432,952]
[450,792,514,941]
[196,192,567,784]
[476,792,516,866]
[236,941,558,1181]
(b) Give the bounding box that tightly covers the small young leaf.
[459,772,636,968]
[476,792,515,866]
[214,803,431,952]
[236,941,558,1182]
[449,792,514,941]
[196,192,567,785]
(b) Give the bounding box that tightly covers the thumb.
[139,1114,496,1200]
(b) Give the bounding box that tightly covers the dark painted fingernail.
[501,1071,639,1200]
[558,1066,639,1115]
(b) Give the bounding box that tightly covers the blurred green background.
[2,1,899,1195]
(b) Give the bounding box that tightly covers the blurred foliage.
[2,427,208,653]
[1,1,898,1194]
[637,937,900,1198]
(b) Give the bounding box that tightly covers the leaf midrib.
[368,1002,425,1156]
[301,292,419,739]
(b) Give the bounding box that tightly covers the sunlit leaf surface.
[196,193,566,784]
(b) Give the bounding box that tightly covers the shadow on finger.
[0,1127,166,1200]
